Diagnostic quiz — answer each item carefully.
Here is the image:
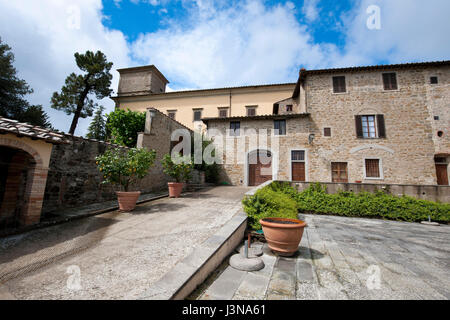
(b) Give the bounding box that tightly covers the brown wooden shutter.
[355,115,363,138]
[383,73,397,90]
[377,114,386,138]
[292,162,306,181]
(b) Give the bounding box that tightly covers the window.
[331,162,348,183]
[332,76,346,93]
[286,105,293,112]
[273,104,279,115]
[434,116,440,121]
[291,150,306,182]
[324,127,331,137]
[365,159,381,178]
[430,76,438,84]
[355,115,386,138]
[274,120,286,135]
[168,111,176,120]
[246,106,257,116]
[219,108,228,118]
[193,109,202,121]
[230,121,240,136]
[382,72,398,90]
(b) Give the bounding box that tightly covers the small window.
[331,162,348,183]
[230,121,240,136]
[434,116,440,121]
[333,76,346,93]
[365,159,381,178]
[219,108,228,118]
[246,106,257,116]
[383,72,398,90]
[273,104,279,115]
[286,105,293,112]
[324,127,331,137]
[274,120,286,135]
[430,76,438,84]
[193,109,202,121]
[168,111,176,120]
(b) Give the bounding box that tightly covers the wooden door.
[248,152,272,186]
[436,164,449,185]
[291,162,305,181]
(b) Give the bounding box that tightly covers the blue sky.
[0,0,449,135]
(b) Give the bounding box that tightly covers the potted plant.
[96,147,156,211]
[260,218,307,256]
[161,154,193,198]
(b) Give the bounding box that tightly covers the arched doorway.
[247,149,273,186]
[0,146,38,229]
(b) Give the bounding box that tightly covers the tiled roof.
[0,117,69,144]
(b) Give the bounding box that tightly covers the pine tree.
[86,105,106,141]
[51,50,113,135]
[0,38,52,128]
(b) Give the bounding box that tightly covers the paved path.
[198,214,450,300]
[0,186,248,300]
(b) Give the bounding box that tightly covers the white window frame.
[363,157,384,180]
[361,115,378,139]
[289,148,308,182]
[246,105,258,116]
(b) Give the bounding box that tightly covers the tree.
[51,50,113,135]
[106,109,145,147]
[86,105,106,140]
[0,38,52,128]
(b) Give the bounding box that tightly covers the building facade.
[112,61,450,187]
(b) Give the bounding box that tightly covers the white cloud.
[131,0,341,89]
[1,0,449,135]
[0,0,132,136]
[341,0,450,65]
[302,0,320,22]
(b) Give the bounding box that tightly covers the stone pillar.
[20,165,49,226]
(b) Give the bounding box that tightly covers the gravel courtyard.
[197,214,450,300]
[0,186,248,300]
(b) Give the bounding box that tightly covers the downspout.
[229,89,232,116]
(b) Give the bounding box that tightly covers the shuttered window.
[365,159,381,178]
[383,73,398,90]
[355,115,386,138]
[193,110,202,121]
[331,162,348,183]
[333,76,346,93]
[219,108,228,118]
[246,107,257,116]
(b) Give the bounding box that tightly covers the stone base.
[421,221,440,226]
[229,254,264,271]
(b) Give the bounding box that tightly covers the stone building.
[203,61,450,187]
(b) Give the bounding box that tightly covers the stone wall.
[290,181,450,203]
[206,64,450,186]
[42,110,201,214]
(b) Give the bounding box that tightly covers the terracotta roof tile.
[0,117,69,144]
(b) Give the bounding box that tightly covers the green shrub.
[242,182,450,226]
[295,183,450,223]
[96,147,156,191]
[161,154,193,183]
[242,186,298,231]
[106,109,145,147]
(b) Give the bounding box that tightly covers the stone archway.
[0,137,49,227]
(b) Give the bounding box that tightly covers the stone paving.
[198,214,450,300]
[0,186,248,300]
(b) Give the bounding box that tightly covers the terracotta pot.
[260,217,307,256]
[168,182,184,198]
[116,191,141,212]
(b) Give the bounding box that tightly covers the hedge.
[242,186,298,230]
[242,181,450,227]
